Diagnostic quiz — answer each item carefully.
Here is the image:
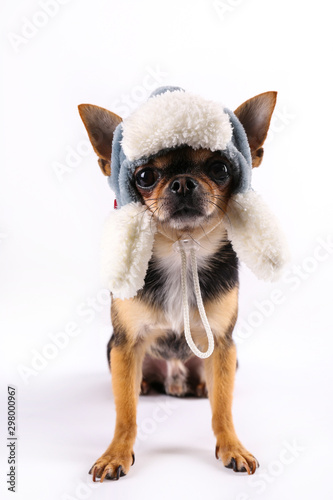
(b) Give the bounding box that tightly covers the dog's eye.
[209,163,229,182]
[135,168,158,188]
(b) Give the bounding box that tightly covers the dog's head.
[78,88,288,298]
[78,90,276,234]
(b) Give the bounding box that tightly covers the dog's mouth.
[162,203,208,229]
[171,207,203,219]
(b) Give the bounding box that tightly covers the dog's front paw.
[215,440,259,475]
[89,448,135,482]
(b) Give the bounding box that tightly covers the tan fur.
[205,340,258,474]
[112,282,238,351]
[91,344,144,481]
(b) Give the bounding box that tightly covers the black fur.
[107,335,113,366]
[106,326,127,366]
[196,242,239,301]
[150,331,193,361]
[137,241,239,309]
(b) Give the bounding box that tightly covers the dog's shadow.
[134,444,232,476]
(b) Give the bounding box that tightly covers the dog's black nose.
[170,177,198,196]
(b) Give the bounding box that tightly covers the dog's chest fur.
[152,249,196,332]
[137,232,239,336]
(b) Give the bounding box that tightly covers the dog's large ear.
[234,92,277,168]
[78,104,122,176]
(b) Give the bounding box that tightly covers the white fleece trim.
[101,202,156,300]
[121,90,233,161]
[226,191,289,281]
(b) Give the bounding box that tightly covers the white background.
[1,0,333,499]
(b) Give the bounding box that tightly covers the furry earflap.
[226,191,289,281]
[101,202,156,299]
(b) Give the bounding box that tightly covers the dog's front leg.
[90,343,144,481]
[205,339,259,474]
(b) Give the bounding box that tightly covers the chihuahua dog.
[78,89,277,481]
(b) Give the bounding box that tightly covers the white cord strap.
[174,239,215,359]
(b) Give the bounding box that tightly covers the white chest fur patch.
[155,248,200,334]
[121,90,233,161]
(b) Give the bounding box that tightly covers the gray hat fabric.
[108,86,253,207]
